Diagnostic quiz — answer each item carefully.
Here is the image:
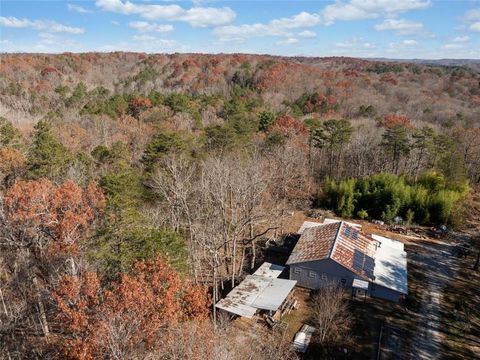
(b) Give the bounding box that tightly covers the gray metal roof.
[253,262,285,278]
[215,267,297,318]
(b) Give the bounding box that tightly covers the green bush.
[320,172,468,225]
[357,209,368,220]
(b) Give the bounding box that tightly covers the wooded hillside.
[0,53,479,359]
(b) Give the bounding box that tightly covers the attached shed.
[215,262,297,318]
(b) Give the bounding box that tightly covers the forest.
[0,53,479,359]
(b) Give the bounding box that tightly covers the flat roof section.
[253,262,285,278]
[215,270,297,318]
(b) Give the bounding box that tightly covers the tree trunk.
[0,286,9,316]
[212,266,217,326]
[32,277,49,337]
[250,221,255,270]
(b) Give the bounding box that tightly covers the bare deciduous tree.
[311,284,352,347]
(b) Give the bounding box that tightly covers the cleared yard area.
[281,288,313,340]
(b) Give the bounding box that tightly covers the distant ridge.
[364,57,480,70]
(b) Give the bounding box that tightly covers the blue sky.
[1,0,480,58]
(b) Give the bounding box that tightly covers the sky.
[1,0,480,59]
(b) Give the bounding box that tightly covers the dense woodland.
[0,53,479,359]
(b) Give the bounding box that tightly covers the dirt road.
[407,237,462,360]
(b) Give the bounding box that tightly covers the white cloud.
[213,0,430,42]
[388,39,418,51]
[465,9,480,22]
[323,0,430,24]
[111,20,119,25]
[95,0,235,27]
[67,4,91,13]
[335,39,376,49]
[213,11,321,41]
[132,34,156,41]
[276,37,299,45]
[0,16,84,34]
[129,21,173,33]
[298,30,316,38]
[463,9,480,32]
[402,39,418,46]
[453,35,470,42]
[443,43,463,49]
[375,18,424,35]
[38,32,59,45]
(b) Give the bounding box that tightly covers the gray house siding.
[369,283,401,302]
[289,259,358,289]
[289,259,403,302]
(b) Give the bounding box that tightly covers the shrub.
[321,172,468,225]
[357,209,368,220]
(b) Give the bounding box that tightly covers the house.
[215,262,297,318]
[287,220,408,302]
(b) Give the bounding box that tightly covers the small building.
[215,262,297,318]
[287,220,408,302]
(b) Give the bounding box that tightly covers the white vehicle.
[293,324,315,353]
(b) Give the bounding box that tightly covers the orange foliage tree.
[4,179,104,249]
[269,114,308,136]
[128,96,152,119]
[382,114,413,129]
[0,147,25,177]
[52,256,211,360]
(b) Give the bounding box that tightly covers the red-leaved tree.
[4,179,104,251]
[269,115,308,136]
[52,256,211,360]
[382,114,413,129]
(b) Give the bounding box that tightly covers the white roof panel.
[372,235,408,294]
[253,262,285,278]
[215,299,257,318]
[252,278,297,311]
[215,267,297,317]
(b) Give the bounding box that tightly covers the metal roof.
[288,220,408,295]
[253,262,285,278]
[215,273,297,318]
[296,221,324,234]
[371,234,408,294]
[287,222,340,265]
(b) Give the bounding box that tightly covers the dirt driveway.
[406,238,461,360]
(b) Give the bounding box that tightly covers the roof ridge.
[328,221,343,258]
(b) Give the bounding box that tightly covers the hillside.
[1,53,479,128]
[1,52,480,360]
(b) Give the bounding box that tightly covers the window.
[309,271,317,278]
[321,273,328,281]
[293,267,301,274]
[340,278,347,286]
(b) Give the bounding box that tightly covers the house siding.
[289,259,403,302]
[289,259,358,289]
[369,283,401,302]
